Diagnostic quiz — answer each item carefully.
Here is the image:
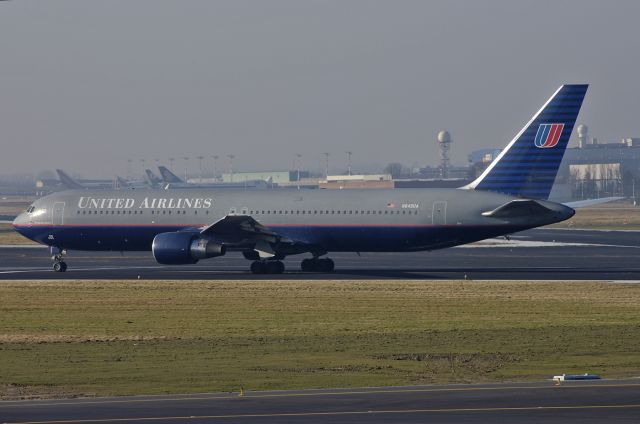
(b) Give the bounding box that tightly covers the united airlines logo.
[534,123,564,148]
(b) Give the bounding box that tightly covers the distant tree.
[36,170,56,181]
[384,162,404,178]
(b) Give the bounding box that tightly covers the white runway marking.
[457,238,639,249]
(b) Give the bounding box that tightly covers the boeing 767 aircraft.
[13,85,587,274]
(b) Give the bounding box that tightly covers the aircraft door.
[52,202,65,226]
[432,201,447,225]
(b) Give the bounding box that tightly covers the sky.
[1,0,639,178]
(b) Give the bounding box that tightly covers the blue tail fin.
[466,84,588,199]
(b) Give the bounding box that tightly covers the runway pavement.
[1,228,639,280]
[2,380,640,423]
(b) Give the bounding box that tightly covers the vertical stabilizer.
[465,84,588,199]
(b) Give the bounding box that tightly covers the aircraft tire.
[301,258,313,272]
[266,261,285,274]
[325,258,335,272]
[250,261,266,274]
[318,258,334,272]
[301,258,334,272]
[53,262,67,272]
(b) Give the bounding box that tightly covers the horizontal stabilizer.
[482,199,552,218]
[563,197,623,209]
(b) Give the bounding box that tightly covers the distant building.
[557,140,640,200]
[219,171,310,184]
[320,174,393,189]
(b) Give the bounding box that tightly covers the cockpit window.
[27,206,35,213]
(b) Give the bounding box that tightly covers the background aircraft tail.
[158,166,184,183]
[145,169,162,186]
[56,169,85,190]
[465,84,588,200]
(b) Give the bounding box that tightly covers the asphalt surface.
[1,228,639,280]
[2,380,640,423]
[2,228,640,423]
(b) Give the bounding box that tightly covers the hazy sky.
[1,0,639,178]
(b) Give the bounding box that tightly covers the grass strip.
[1,280,639,399]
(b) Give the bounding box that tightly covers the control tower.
[577,124,589,148]
[437,130,452,178]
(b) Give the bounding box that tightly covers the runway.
[2,380,640,423]
[0,228,639,280]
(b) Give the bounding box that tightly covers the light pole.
[168,157,175,171]
[295,153,302,189]
[323,152,330,178]
[196,156,204,182]
[211,155,219,180]
[127,159,133,179]
[182,156,189,182]
[139,159,146,177]
[227,154,235,182]
[346,151,353,176]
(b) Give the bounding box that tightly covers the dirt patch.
[0,384,94,401]
[0,334,180,344]
[375,352,520,374]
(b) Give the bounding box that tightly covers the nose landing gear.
[51,248,68,272]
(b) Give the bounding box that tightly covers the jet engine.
[152,232,226,265]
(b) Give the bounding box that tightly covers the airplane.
[14,84,588,274]
[145,169,163,188]
[58,169,153,191]
[56,169,116,190]
[157,165,270,189]
[157,166,184,185]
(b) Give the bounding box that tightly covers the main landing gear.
[250,260,285,274]
[301,257,335,272]
[248,257,336,274]
[52,249,68,272]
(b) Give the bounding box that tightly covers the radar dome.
[577,124,588,137]
[437,130,451,144]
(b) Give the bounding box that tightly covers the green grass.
[1,280,640,399]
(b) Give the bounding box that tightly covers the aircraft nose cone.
[12,213,26,228]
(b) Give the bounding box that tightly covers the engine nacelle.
[152,232,226,265]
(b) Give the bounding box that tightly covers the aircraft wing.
[201,215,280,240]
[200,215,301,257]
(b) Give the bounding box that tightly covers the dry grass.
[1,280,640,399]
[0,223,36,245]
[553,200,640,230]
[0,195,33,217]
